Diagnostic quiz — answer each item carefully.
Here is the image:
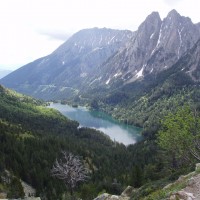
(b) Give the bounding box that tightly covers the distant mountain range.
[0,9,200,102]
[0,28,133,99]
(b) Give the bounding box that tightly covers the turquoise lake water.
[49,103,142,145]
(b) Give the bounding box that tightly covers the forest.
[0,84,200,200]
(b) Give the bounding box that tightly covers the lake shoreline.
[48,103,142,145]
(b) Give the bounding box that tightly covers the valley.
[0,8,200,200]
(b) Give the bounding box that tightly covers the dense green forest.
[85,56,200,139]
[0,85,158,199]
[0,83,199,200]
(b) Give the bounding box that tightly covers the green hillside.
[85,43,200,139]
[0,81,199,199]
[0,85,158,199]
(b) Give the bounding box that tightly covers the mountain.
[91,38,200,136]
[0,10,200,102]
[90,10,200,87]
[0,28,133,100]
[1,10,200,199]
[0,69,12,79]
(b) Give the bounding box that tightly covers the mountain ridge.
[0,28,133,99]
[82,38,200,134]
[1,10,200,200]
[89,9,200,88]
[0,10,200,101]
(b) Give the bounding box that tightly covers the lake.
[49,103,142,145]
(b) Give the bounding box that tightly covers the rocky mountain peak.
[1,10,200,100]
[155,10,200,60]
[143,9,200,71]
[90,10,200,87]
[144,11,161,23]
[137,11,161,38]
[96,14,161,85]
[53,27,133,57]
[166,9,180,19]
[163,9,193,30]
[162,10,183,33]
[130,11,161,51]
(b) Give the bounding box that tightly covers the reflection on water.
[49,103,142,145]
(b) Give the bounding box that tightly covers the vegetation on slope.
[0,85,163,199]
[1,68,200,199]
[86,53,200,139]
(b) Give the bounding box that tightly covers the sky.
[0,0,199,70]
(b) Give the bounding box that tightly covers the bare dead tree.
[51,151,89,196]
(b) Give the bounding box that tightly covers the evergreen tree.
[7,177,25,199]
[130,165,143,188]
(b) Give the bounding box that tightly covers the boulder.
[170,190,195,200]
[110,195,119,199]
[93,193,110,200]
[195,163,200,172]
[187,177,195,186]
[93,186,135,200]
[121,186,134,197]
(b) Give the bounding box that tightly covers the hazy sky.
[0,0,199,70]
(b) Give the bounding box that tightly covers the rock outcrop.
[94,186,135,200]
[21,180,36,198]
[169,163,200,200]
[94,164,200,200]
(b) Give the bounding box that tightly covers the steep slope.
[90,10,200,87]
[1,10,199,102]
[94,163,200,200]
[0,28,133,100]
[94,39,200,135]
[0,85,159,200]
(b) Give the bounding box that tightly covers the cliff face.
[91,10,200,87]
[168,163,200,200]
